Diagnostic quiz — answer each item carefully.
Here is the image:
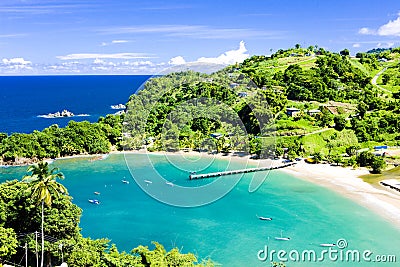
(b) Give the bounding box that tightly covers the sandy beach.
[280,161,400,229]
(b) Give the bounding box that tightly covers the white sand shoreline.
[280,161,400,229]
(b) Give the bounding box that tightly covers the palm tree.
[23,162,67,267]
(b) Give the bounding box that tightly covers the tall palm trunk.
[41,201,44,267]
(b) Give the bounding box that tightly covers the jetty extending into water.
[189,162,296,180]
[380,179,400,193]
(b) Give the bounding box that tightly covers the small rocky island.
[111,104,126,109]
[38,109,89,118]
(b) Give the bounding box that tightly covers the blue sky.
[0,0,400,74]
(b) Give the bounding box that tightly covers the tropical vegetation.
[121,45,400,174]
[0,115,123,165]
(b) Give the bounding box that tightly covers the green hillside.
[123,45,400,173]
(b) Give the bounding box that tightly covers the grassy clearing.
[360,166,400,185]
[275,118,321,135]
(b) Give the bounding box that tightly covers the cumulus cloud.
[2,57,31,65]
[196,41,249,65]
[1,57,33,72]
[168,56,186,65]
[56,53,155,60]
[352,43,361,48]
[167,41,249,68]
[359,13,400,36]
[377,15,400,36]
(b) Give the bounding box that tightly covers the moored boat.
[88,199,100,204]
[256,215,272,221]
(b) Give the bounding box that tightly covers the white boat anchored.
[88,199,100,204]
[121,179,130,184]
[320,243,336,247]
[256,214,272,221]
[166,181,174,186]
[144,180,153,184]
[274,230,290,241]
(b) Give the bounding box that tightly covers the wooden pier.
[380,179,400,193]
[189,162,296,180]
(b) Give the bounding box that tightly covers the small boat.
[190,171,197,175]
[275,237,290,241]
[166,181,174,186]
[275,230,290,241]
[256,214,272,221]
[144,180,153,184]
[88,199,100,204]
[121,179,130,184]
[320,243,336,247]
[94,192,100,195]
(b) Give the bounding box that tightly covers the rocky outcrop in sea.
[38,109,89,118]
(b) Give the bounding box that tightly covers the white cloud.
[0,57,33,72]
[169,56,186,65]
[352,43,361,48]
[167,41,250,67]
[0,33,27,38]
[377,42,395,48]
[2,57,31,65]
[100,40,130,46]
[112,40,129,44]
[93,58,105,64]
[359,13,400,36]
[358,27,375,35]
[0,3,92,15]
[196,41,249,65]
[98,25,285,40]
[56,53,155,60]
[377,15,400,36]
[122,60,155,66]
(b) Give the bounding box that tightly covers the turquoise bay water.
[1,154,400,266]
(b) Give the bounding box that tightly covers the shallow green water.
[1,153,400,266]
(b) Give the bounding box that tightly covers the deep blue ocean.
[0,75,151,134]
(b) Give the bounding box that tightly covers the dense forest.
[0,115,123,165]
